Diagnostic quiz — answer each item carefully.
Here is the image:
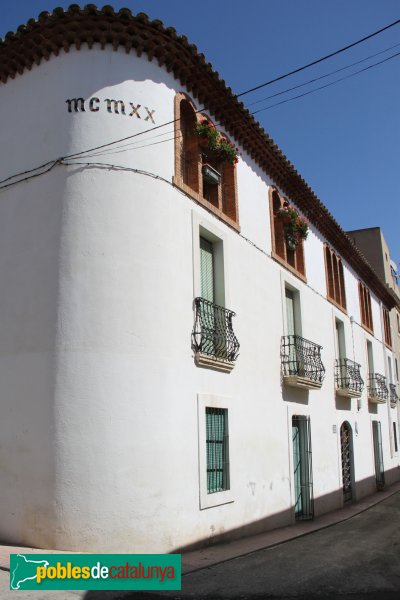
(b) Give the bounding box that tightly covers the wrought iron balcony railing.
[335,358,364,397]
[389,383,398,407]
[368,373,388,403]
[281,335,325,388]
[192,297,239,369]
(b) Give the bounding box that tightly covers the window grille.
[206,408,229,494]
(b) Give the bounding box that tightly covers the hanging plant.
[277,205,308,250]
[193,119,239,165]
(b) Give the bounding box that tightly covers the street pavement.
[1,487,399,599]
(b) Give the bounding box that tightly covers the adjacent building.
[0,5,399,553]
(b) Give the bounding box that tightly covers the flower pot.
[286,233,298,251]
[202,163,221,185]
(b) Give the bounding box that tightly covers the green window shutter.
[200,237,215,303]
[285,289,295,336]
[206,408,229,494]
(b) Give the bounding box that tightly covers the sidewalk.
[1,480,400,575]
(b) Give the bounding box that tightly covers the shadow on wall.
[81,475,400,600]
[173,468,399,554]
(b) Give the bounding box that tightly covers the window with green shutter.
[206,407,229,494]
[200,236,215,303]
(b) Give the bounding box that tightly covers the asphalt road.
[1,491,399,600]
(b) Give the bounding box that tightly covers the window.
[397,312,400,335]
[269,188,305,278]
[192,224,239,370]
[174,93,239,228]
[394,422,398,453]
[206,407,229,494]
[358,281,373,332]
[324,245,346,310]
[383,307,392,347]
[197,393,233,509]
[395,358,399,382]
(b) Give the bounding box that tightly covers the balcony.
[281,335,325,390]
[335,358,364,398]
[368,373,388,404]
[389,383,398,408]
[192,297,240,373]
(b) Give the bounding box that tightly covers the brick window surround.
[359,281,373,332]
[269,188,306,280]
[383,307,392,348]
[173,93,239,231]
[324,244,347,311]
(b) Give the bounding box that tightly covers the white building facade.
[0,6,399,553]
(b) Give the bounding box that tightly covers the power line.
[75,41,400,161]
[237,16,400,97]
[2,21,400,188]
[252,48,400,115]
[65,46,400,162]
[247,40,400,108]
[60,16,400,162]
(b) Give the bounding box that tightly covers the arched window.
[174,93,239,229]
[324,245,347,311]
[358,281,373,332]
[269,188,306,278]
[175,95,200,193]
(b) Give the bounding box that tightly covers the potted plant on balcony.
[194,119,239,168]
[277,204,308,250]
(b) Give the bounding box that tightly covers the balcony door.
[336,320,347,386]
[200,236,215,303]
[285,288,303,376]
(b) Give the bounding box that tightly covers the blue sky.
[2,1,400,266]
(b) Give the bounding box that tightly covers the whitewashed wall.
[0,45,398,553]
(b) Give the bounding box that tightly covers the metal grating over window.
[206,407,229,494]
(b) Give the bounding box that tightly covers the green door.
[372,421,385,489]
[292,416,314,520]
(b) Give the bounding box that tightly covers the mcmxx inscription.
[66,97,156,123]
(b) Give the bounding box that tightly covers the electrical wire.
[64,46,400,162]
[252,48,400,115]
[236,16,400,97]
[59,16,400,162]
[247,40,400,108]
[2,21,400,188]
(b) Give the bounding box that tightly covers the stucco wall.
[0,46,398,553]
